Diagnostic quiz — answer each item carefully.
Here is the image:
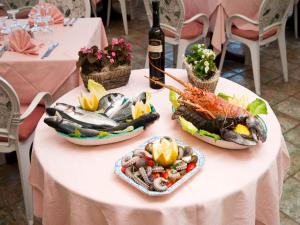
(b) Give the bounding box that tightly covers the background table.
[184,0,262,52]
[30,69,289,225]
[0,18,107,105]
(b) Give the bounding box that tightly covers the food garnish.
[78,91,99,111]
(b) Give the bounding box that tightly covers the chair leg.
[119,0,129,35]
[219,40,228,73]
[16,133,34,225]
[176,42,187,69]
[249,43,261,95]
[173,45,178,67]
[106,0,112,27]
[129,0,136,20]
[278,31,288,82]
[294,4,298,39]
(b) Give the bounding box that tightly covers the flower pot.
[80,65,132,90]
[184,60,220,93]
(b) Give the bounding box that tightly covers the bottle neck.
[152,1,160,27]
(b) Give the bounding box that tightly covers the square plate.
[115,136,205,196]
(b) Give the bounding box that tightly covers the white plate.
[57,127,144,146]
[115,136,206,196]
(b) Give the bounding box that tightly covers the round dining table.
[29,69,290,225]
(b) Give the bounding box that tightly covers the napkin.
[29,3,64,25]
[9,29,40,55]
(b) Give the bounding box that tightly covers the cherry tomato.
[186,162,196,173]
[167,180,175,188]
[144,156,152,160]
[152,173,160,178]
[147,160,155,167]
[161,171,169,179]
[121,167,126,174]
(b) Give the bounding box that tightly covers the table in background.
[184,0,262,53]
[0,18,108,105]
[30,69,289,225]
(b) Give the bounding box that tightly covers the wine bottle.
[148,0,165,89]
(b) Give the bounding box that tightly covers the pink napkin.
[9,29,40,55]
[29,3,64,25]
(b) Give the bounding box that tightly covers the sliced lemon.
[131,100,152,119]
[234,124,251,136]
[78,92,99,111]
[87,79,107,99]
[152,138,178,167]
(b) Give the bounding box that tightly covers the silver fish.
[46,103,119,129]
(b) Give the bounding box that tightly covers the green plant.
[77,38,132,75]
[186,44,217,80]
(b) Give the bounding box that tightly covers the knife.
[41,43,59,59]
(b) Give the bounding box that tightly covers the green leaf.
[178,116,198,135]
[217,92,233,101]
[69,128,81,138]
[97,131,112,137]
[198,130,221,141]
[169,90,180,109]
[246,98,268,116]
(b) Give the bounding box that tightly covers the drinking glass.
[7,7,20,28]
[29,6,41,32]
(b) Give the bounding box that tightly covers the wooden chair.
[143,0,209,68]
[0,77,52,225]
[219,0,294,95]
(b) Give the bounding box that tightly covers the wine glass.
[7,5,20,28]
[29,5,42,33]
[40,3,53,33]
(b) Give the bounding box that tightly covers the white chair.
[43,0,92,17]
[106,0,138,35]
[219,0,294,95]
[294,0,299,38]
[0,77,52,225]
[143,0,209,68]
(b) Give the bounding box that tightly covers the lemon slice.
[78,91,99,111]
[152,138,178,166]
[234,124,251,136]
[87,79,107,99]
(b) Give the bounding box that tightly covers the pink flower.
[110,58,115,64]
[111,51,116,58]
[126,54,132,61]
[96,51,102,60]
[112,38,119,46]
[126,43,132,51]
[118,38,125,44]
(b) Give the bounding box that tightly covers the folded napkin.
[29,3,64,25]
[9,29,40,55]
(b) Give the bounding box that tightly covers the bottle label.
[148,39,162,59]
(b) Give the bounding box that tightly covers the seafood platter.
[115,136,205,196]
[44,81,160,145]
[148,66,268,150]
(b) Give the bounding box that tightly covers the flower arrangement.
[77,38,132,75]
[185,44,217,80]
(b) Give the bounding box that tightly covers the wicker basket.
[80,65,132,90]
[184,60,220,93]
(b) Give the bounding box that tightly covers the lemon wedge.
[234,124,251,136]
[153,138,178,166]
[87,79,107,99]
[78,91,99,111]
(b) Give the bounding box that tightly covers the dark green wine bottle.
[148,0,165,89]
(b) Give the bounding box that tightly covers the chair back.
[143,0,185,41]
[258,0,293,37]
[44,0,91,17]
[0,77,20,152]
[2,0,38,10]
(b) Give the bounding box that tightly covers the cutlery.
[69,17,78,26]
[63,17,72,26]
[41,43,59,59]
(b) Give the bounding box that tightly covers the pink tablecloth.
[0,18,108,104]
[30,69,289,225]
[184,0,262,52]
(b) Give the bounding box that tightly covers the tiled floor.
[1,2,300,225]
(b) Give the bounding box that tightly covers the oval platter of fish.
[44,89,160,146]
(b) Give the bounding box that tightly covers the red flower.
[112,38,119,46]
[110,58,115,64]
[96,51,102,60]
[111,51,116,58]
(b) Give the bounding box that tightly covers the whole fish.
[44,116,100,137]
[46,103,119,129]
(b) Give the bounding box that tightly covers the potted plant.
[184,44,219,92]
[77,38,132,90]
